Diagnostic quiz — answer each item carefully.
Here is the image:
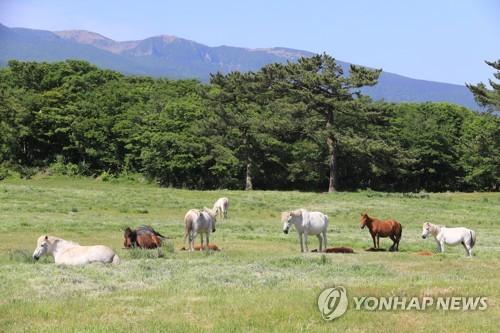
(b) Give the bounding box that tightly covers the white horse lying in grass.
[282,209,329,252]
[421,222,476,257]
[184,208,217,251]
[32,235,120,265]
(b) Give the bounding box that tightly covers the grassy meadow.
[0,176,498,332]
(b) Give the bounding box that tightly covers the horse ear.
[44,235,48,240]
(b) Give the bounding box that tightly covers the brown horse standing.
[123,225,166,249]
[359,213,402,251]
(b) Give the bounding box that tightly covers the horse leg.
[189,232,195,251]
[303,232,309,252]
[439,240,445,253]
[317,234,323,252]
[323,230,327,252]
[462,241,472,257]
[376,235,380,249]
[389,235,396,251]
[394,232,400,251]
[200,234,204,251]
[371,233,377,249]
[206,233,210,251]
[298,233,304,253]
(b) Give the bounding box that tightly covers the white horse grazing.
[282,209,329,252]
[213,197,229,219]
[421,222,476,257]
[184,208,217,251]
[32,235,120,265]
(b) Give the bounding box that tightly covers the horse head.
[359,213,370,229]
[421,222,432,239]
[33,235,57,260]
[282,211,298,234]
[123,227,136,248]
[212,217,216,233]
[203,207,217,232]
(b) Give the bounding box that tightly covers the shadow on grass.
[365,247,388,252]
[8,249,53,264]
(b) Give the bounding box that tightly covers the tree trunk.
[243,133,253,191]
[326,135,337,192]
[326,111,337,192]
[245,157,253,190]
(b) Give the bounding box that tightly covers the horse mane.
[43,235,79,246]
[136,225,166,239]
[124,227,136,237]
[361,213,374,224]
[431,223,444,230]
[203,207,217,218]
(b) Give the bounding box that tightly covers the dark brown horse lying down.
[311,247,354,253]
[180,243,220,251]
[124,225,166,249]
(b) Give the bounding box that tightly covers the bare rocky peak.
[54,30,140,54]
[54,30,112,43]
[251,47,313,60]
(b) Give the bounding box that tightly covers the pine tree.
[466,60,500,112]
[264,54,381,192]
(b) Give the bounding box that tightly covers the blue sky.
[1,0,498,85]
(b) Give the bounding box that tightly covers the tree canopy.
[0,59,498,192]
[467,60,500,112]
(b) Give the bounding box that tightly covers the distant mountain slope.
[0,23,479,109]
[0,24,151,75]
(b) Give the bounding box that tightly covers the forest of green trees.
[0,56,498,192]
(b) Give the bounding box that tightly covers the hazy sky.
[1,0,499,85]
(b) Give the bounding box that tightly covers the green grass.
[0,176,498,332]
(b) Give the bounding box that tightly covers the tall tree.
[459,112,500,191]
[264,54,381,192]
[466,60,500,112]
[390,103,469,191]
[208,71,285,190]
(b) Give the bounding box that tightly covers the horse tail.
[184,210,196,246]
[112,254,121,265]
[470,230,476,248]
[155,230,168,239]
[138,225,168,239]
[184,220,191,245]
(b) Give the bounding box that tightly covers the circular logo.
[317,286,348,321]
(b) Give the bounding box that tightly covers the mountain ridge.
[0,23,479,109]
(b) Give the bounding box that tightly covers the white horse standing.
[32,235,120,265]
[184,208,217,251]
[213,197,229,220]
[282,209,329,252]
[421,222,476,257]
